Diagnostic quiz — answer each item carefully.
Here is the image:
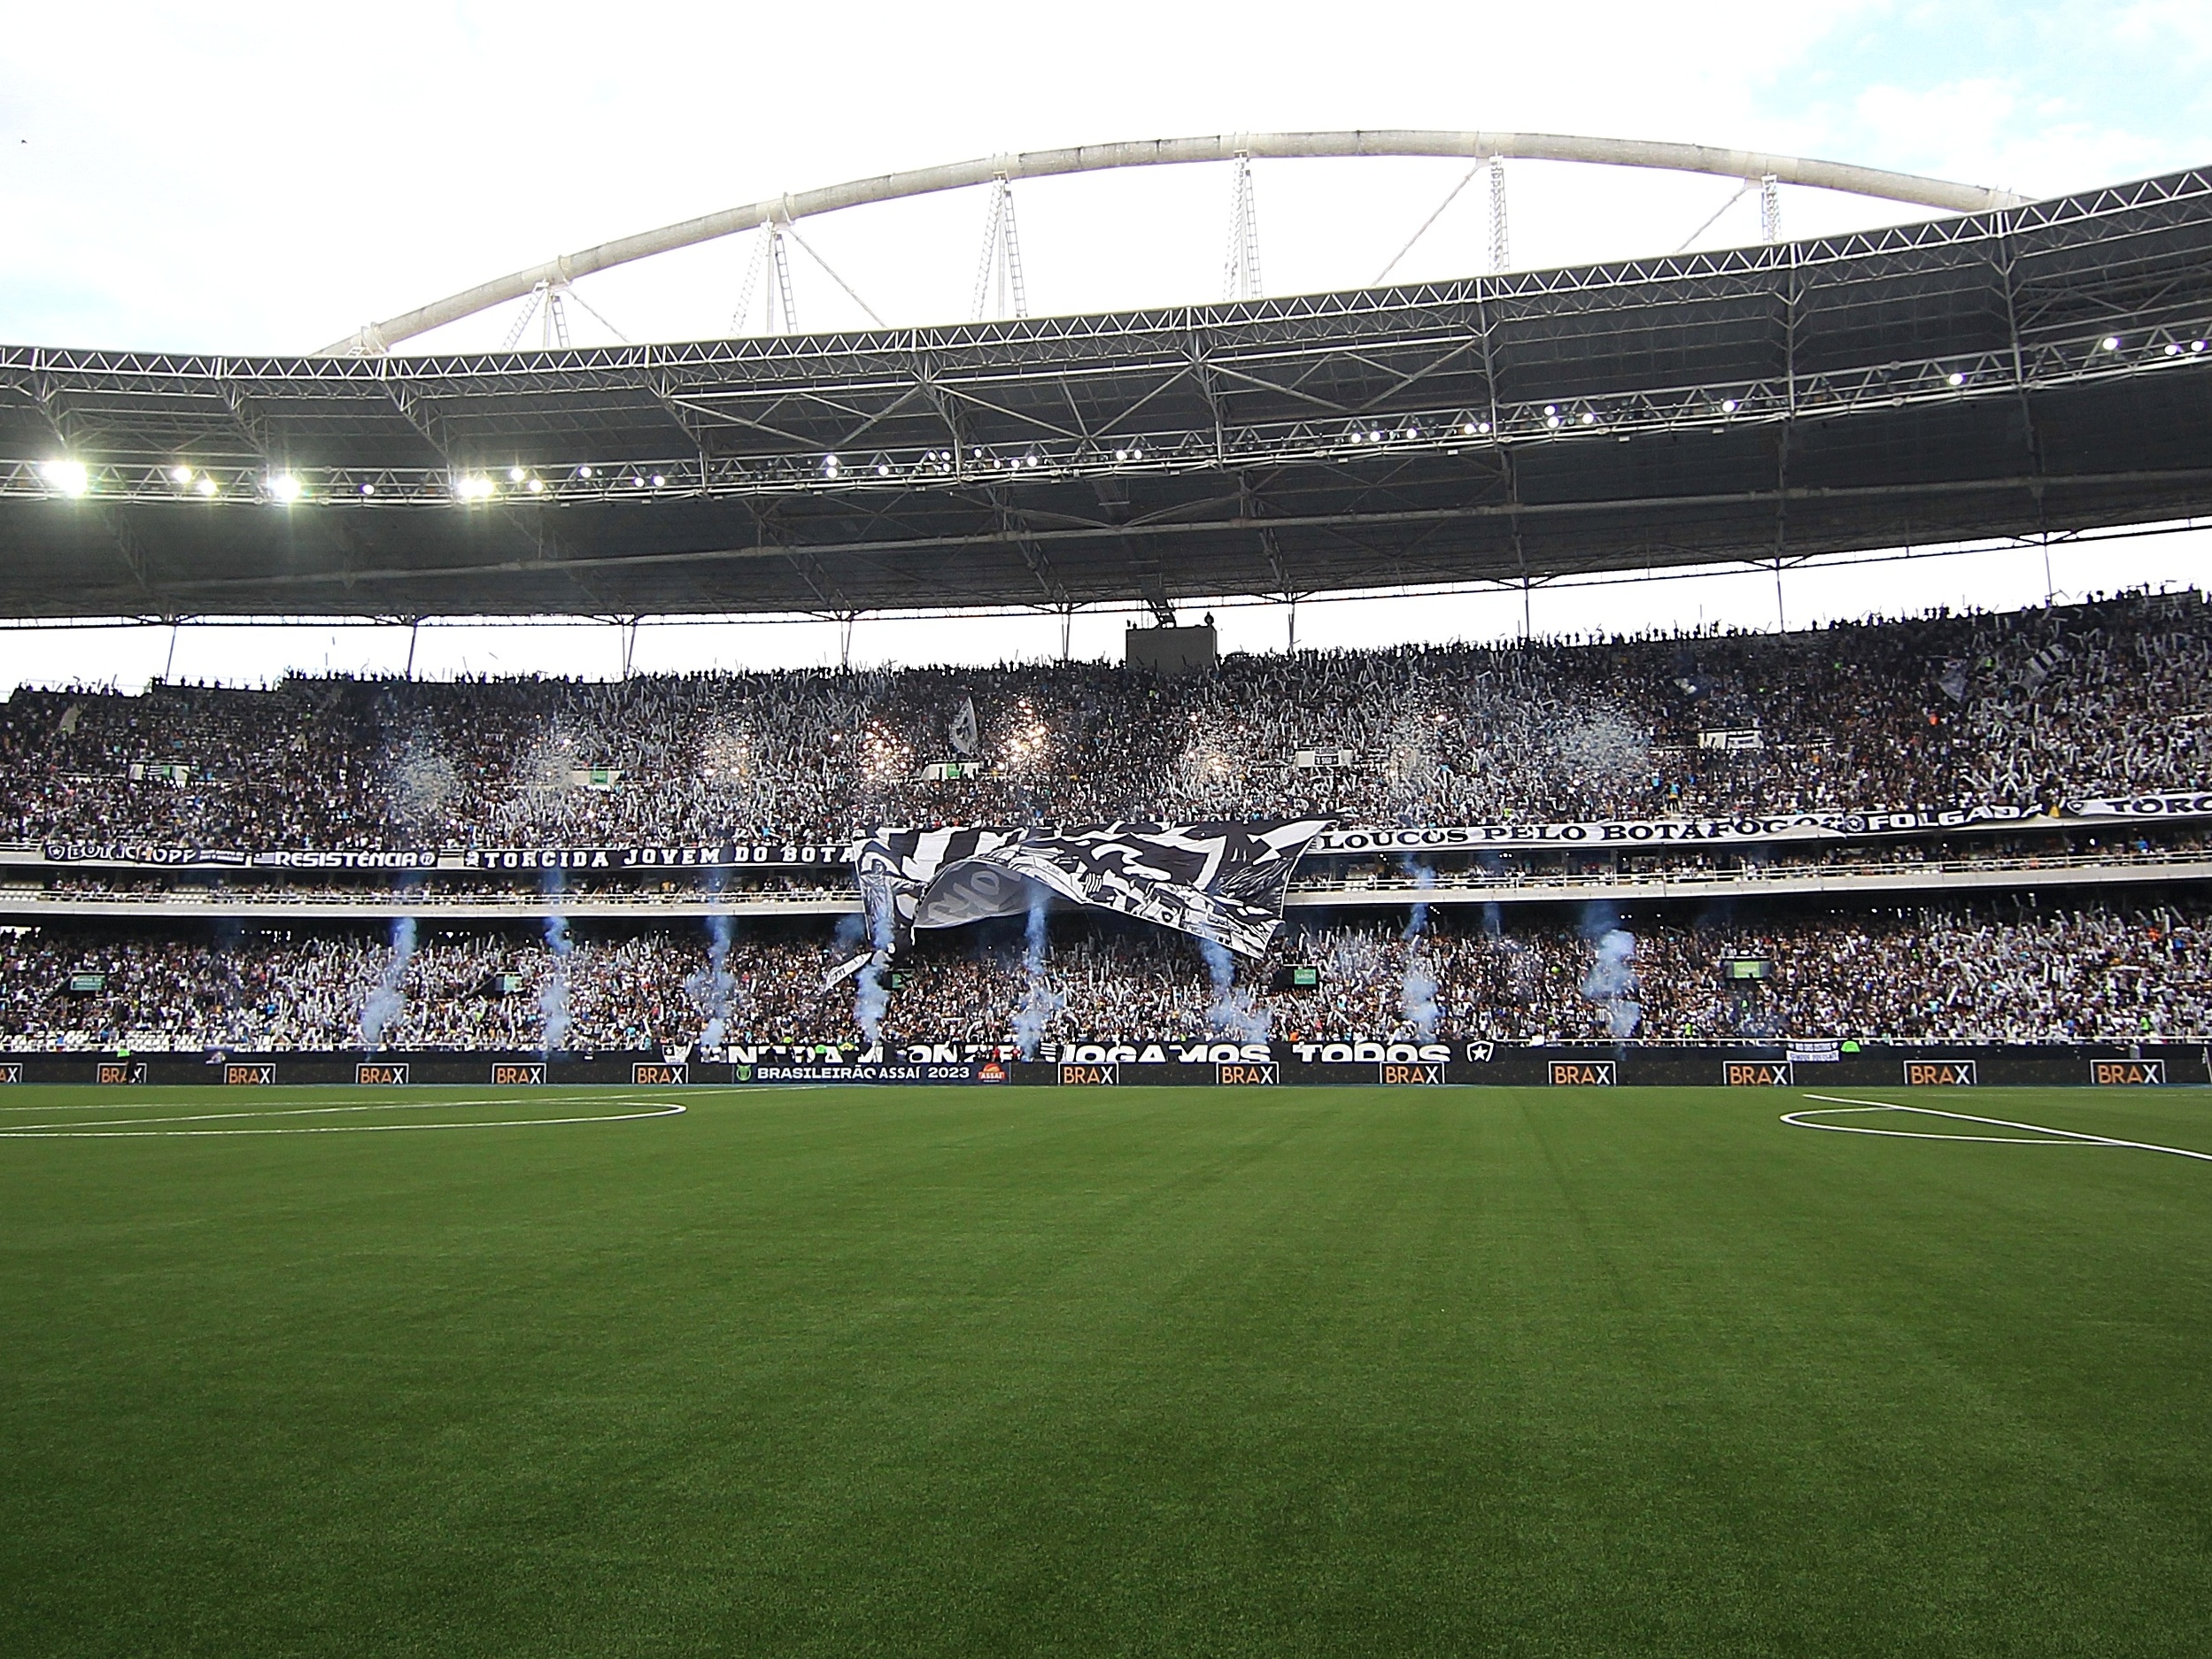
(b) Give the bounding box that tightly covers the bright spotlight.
[169,465,193,484]
[576,465,594,480]
[39,458,89,497]
[1947,371,1967,386]
[360,482,375,496]
[1545,413,1561,428]
[1461,422,1478,436]
[649,473,665,488]
[507,466,526,482]
[195,475,219,498]
[1721,398,1739,413]
[267,474,303,503]
[2102,336,2122,351]
[526,476,545,494]
[1580,411,1596,425]
[453,475,494,500]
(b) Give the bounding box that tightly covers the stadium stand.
[2,590,2208,1053]
[1,590,2207,848]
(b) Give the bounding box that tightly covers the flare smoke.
[359,915,417,1050]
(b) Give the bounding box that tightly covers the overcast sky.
[4,1,2209,689]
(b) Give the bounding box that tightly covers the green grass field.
[4,1082,2211,1656]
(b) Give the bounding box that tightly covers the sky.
[3,0,2209,689]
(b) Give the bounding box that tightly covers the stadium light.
[2194,342,2207,353]
[1721,398,1740,413]
[526,477,545,494]
[2102,336,2122,351]
[169,465,193,485]
[453,475,495,500]
[267,474,303,503]
[1947,371,1968,386]
[650,474,665,488]
[360,483,375,496]
[576,465,594,480]
[39,458,89,497]
[195,475,219,498]
[507,467,526,482]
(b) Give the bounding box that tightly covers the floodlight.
[195,475,219,498]
[1947,371,1967,385]
[876,464,890,476]
[453,475,494,500]
[360,483,375,496]
[507,466,525,482]
[39,458,89,497]
[1461,422,1478,436]
[576,465,594,479]
[526,477,545,494]
[267,474,303,503]
[1580,411,1597,425]
[2166,343,2181,357]
[1129,447,1142,459]
[1543,405,1557,416]
[1115,448,1129,460]
[650,473,665,487]
[629,475,644,487]
[1721,398,1739,413]
[1368,429,1382,441]
[2195,342,2207,353]
[2102,336,2122,351]
[1545,413,1561,428]
[169,465,193,484]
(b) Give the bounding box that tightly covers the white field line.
[1786,1093,2212,1162]
[0,1099,686,1138]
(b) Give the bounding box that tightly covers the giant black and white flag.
[856,818,1333,960]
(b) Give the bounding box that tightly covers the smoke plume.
[359,914,417,1049]
[1399,863,1440,1039]
[1201,938,1271,1042]
[1579,903,1642,1038]
[1010,884,1064,1060]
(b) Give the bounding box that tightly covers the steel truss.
[2,166,2211,619]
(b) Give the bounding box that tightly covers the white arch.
[319,130,2029,355]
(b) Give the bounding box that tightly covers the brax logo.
[632,1062,686,1085]
[355,1062,409,1086]
[1724,1061,1793,1086]
[1904,1061,1977,1086]
[1551,1061,1617,1086]
[1217,1061,1279,1085]
[1381,1061,1446,1085]
[0,1063,21,1084]
[491,1062,546,1085]
[97,1062,146,1084]
[2092,1059,2166,1086]
[1059,1062,1119,1086]
[225,1064,275,1085]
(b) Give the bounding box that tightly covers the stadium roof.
[2,165,2211,621]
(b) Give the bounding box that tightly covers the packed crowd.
[0,590,2206,850]
[4,899,2206,1050]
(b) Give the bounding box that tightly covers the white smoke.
[540,912,573,1053]
[358,915,417,1049]
[1201,938,1271,1042]
[1580,913,1643,1038]
[1010,884,1063,1060]
[687,911,736,1052]
[1399,863,1440,1038]
[852,891,894,1044]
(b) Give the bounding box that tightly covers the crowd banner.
[10,791,2212,873]
[857,818,1334,960]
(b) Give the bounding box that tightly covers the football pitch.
[4,1082,2211,1656]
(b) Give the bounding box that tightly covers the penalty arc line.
[1785,1093,2212,1162]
